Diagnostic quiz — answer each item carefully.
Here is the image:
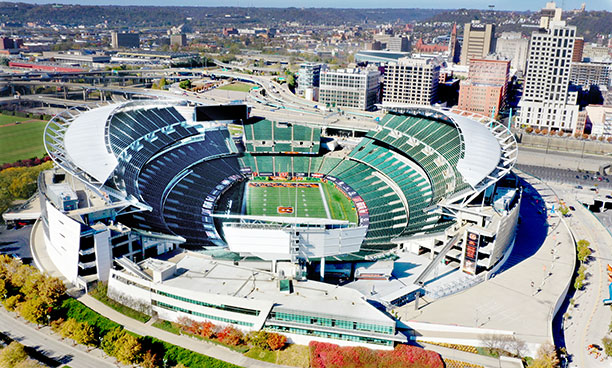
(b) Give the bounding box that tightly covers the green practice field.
[245,179,358,223]
[0,116,48,164]
[218,82,255,92]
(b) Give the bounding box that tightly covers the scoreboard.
[462,230,481,275]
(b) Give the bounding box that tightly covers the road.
[0,307,117,368]
[549,182,612,368]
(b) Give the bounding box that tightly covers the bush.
[217,326,244,346]
[309,341,443,368]
[267,332,287,351]
[247,330,270,350]
[574,264,587,290]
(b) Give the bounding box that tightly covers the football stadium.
[37,99,520,348]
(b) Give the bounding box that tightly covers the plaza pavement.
[395,173,576,356]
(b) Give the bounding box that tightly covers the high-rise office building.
[460,21,495,65]
[518,2,580,132]
[382,57,440,106]
[319,68,380,111]
[458,59,510,117]
[111,31,140,49]
[297,63,324,96]
[495,32,529,73]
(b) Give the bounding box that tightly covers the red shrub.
[309,341,443,368]
[198,321,216,339]
[216,326,244,346]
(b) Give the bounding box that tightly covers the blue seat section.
[108,107,187,155]
[131,130,234,233]
[162,157,243,246]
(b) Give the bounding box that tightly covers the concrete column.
[82,89,87,100]
[63,86,67,99]
[320,258,325,281]
[272,259,277,273]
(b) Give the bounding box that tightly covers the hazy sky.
[10,0,612,11]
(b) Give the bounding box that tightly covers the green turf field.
[245,179,358,223]
[0,116,48,164]
[217,82,255,92]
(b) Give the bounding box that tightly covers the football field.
[245,179,358,223]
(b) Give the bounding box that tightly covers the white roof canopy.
[64,104,120,184]
[445,111,502,188]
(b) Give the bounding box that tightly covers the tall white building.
[518,2,580,132]
[495,32,529,74]
[319,68,380,110]
[382,57,440,106]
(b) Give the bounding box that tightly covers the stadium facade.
[39,99,520,348]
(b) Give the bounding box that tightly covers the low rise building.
[570,61,611,88]
[382,57,440,106]
[319,68,380,110]
[458,59,510,117]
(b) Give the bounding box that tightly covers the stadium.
[38,98,520,348]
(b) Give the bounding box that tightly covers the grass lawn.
[277,344,310,368]
[218,82,255,92]
[244,347,278,363]
[0,114,31,125]
[227,123,244,137]
[0,117,47,164]
[152,320,181,335]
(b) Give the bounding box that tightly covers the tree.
[159,78,168,89]
[115,333,142,365]
[577,240,592,262]
[73,321,96,346]
[101,328,126,356]
[4,295,22,311]
[59,318,80,341]
[267,332,287,351]
[140,350,161,368]
[0,342,28,368]
[18,298,46,325]
[179,79,192,90]
[528,343,559,368]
